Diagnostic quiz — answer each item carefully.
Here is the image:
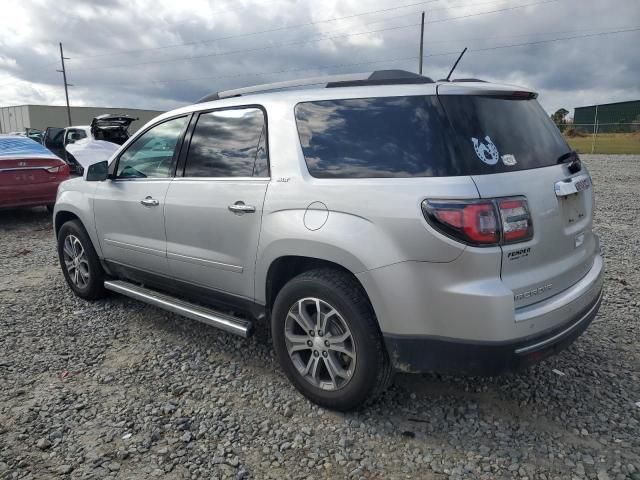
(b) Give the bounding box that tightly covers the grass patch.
[564,133,640,155]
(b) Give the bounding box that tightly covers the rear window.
[438,94,571,173]
[294,95,570,178]
[0,137,54,158]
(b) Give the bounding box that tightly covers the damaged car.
[43,114,137,174]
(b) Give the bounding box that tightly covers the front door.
[94,115,189,276]
[164,107,269,300]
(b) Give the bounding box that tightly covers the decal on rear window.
[501,154,517,166]
[471,136,499,165]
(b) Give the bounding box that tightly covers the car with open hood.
[43,114,137,174]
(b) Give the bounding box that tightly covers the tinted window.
[65,129,87,143]
[295,96,457,178]
[439,95,571,173]
[184,108,267,177]
[295,95,571,178]
[116,116,187,179]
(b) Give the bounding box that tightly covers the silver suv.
[54,70,604,410]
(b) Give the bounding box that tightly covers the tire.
[46,204,54,214]
[57,219,107,300]
[271,268,393,411]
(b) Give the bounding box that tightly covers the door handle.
[140,196,160,207]
[228,201,256,214]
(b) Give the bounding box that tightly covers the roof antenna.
[445,47,468,81]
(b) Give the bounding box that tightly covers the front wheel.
[57,220,107,300]
[271,269,393,411]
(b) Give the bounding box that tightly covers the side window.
[65,129,87,144]
[184,107,267,177]
[116,116,188,179]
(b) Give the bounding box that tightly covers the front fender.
[54,179,102,257]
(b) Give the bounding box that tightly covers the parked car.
[53,70,604,410]
[0,135,69,211]
[43,114,137,174]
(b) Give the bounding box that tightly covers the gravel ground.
[0,154,638,480]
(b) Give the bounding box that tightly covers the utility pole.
[418,11,425,75]
[57,42,73,126]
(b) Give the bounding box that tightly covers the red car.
[0,135,70,211]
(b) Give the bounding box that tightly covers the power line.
[80,26,640,89]
[68,0,562,72]
[68,0,443,61]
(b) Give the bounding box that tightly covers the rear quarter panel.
[254,99,479,303]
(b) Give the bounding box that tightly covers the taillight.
[422,197,532,247]
[422,200,500,246]
[498,198,533,243]
[46,164,70,175]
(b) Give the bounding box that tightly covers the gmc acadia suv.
[53,70,604,410]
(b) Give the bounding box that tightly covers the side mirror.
[86,161,109,181]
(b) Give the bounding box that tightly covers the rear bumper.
[0,182,60,209]
[384,287,603,375]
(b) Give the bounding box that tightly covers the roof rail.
[196,70,434,103]
[436,78,487,83]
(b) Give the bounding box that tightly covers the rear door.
[438,86,597,309]
[164,106,269,300]
[43,127,66,160]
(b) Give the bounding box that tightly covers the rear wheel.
[271,269,393,411]
[57,220,107,300]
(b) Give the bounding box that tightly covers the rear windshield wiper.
[557,150,581,173]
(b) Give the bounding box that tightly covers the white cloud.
[0,0,638,115]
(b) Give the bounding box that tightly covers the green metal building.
[573,100,640,133]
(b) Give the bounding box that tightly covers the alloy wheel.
[284,297,356,391]
[62,234,90,288]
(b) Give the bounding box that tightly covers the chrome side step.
[104,280,253,338]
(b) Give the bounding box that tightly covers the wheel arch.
[54,207,103,258]
[264,255,376,322]
[54,210,81,237]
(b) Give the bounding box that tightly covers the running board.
[104,280,253,338]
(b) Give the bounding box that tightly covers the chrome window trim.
[110,178,174,183]
[172,176,271,182]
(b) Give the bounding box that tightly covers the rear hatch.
[90,114,137,145]
[437,83,597,309]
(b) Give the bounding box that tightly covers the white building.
[0,104,164,134]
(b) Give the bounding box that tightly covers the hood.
[65,138,120,169]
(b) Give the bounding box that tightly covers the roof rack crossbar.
[196,70,434,104]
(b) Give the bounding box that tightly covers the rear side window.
[184,107,268,177]
[295,96,456,178]
[438,95,571,173]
